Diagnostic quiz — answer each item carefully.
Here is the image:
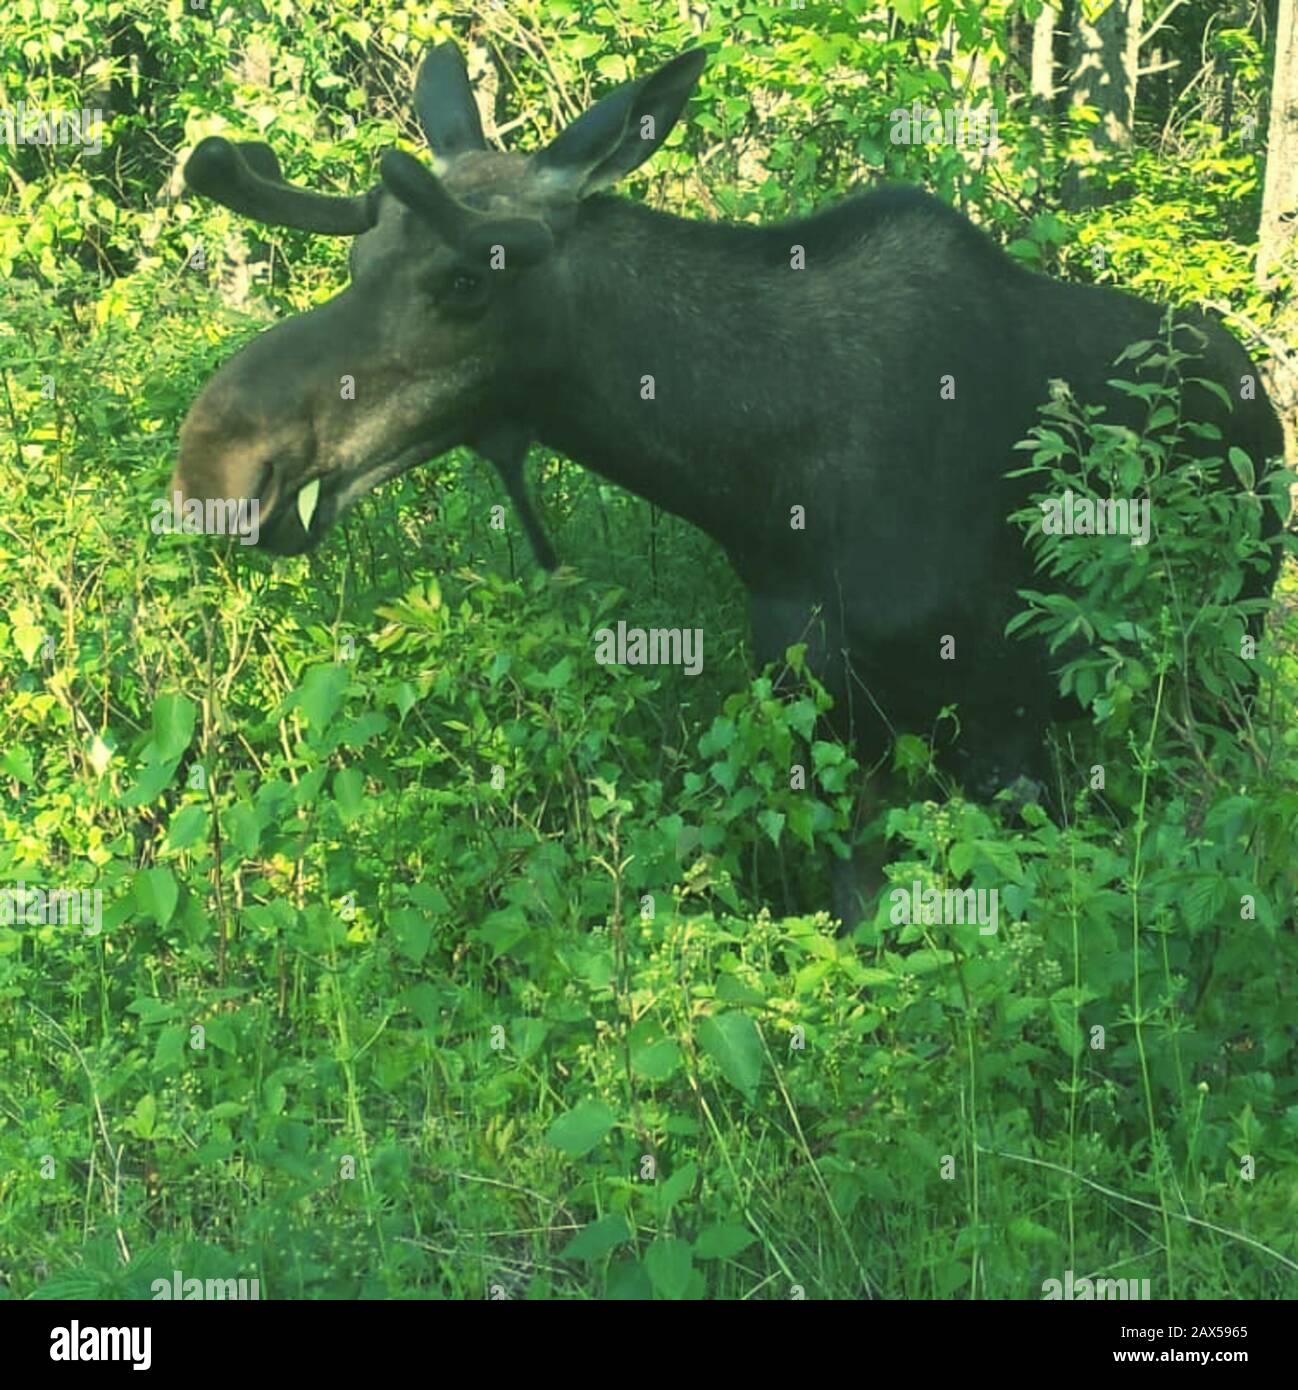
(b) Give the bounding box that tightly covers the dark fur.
[512,186,1282,791]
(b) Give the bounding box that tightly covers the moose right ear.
[532,49,706,198]
[414,42,488,161]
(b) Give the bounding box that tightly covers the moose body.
[176,44,1282,919]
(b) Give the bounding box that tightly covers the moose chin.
[174,42,1283,926]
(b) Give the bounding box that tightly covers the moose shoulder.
[175,43,1283,922]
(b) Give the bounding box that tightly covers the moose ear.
[532,49,705,198]
[414,42,488,160]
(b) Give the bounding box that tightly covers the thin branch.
[1141,0,1191,48]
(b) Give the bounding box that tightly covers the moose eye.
[433,266,489,317]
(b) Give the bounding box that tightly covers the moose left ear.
[532,49,706,198]
[414,42,489,161]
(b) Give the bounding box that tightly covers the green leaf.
[134,867,179,927]
[338,711,388,748]
[1009,1216,1061,1247]
[333,766,365,822]
[1,745,34,784]
[474,907,528,961]
[567,33,602,59]
[152,1025,186,1072]
[130,1093,157,1139]
[659,1161,697,1212]
[152,693,197,761]
[511,1017,548,1061]
[757,809,785,846]
[401,982,445,1031]
[694,1223,756,1260]
[606,1259,652,1299]
[631,1038,681,1081]
[224,803,261,858]
[1049,998,1084,1058]
[389,907,431,964]
[165,804,207,852]
[120,755,181,807]
[1228,446,1255,490]
[296,664,349,731]
[14,622,45,664]
[546,1100,616,1158]
[561,1213,631,1263]
[644,1238,694,1300]
[128,997,179,1023]
[698,1011,764,1101]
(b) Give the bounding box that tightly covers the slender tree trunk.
[1257,0,1298,461]
[1062,0,1144,208]
[1258,0,1298,289]
[1032,3,1059,110]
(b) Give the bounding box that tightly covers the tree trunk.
[1032,3,1058,110]
[1257,0,1298,464]
[1062,0,1143,208]
[1258,0,1298,290]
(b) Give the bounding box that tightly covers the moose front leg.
[748,591,888,932]
[830,777,889,934]
[474,422,557,571]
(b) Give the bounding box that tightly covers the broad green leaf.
[1228,446,1255,490]
[644,1238,694,1300]
[2,746,34,784]
[631,1038,680,1082]
[694,1223,756,1260]
[121,755,180,807]
[152,693,197,761]
[333,766,365,822]
[152,1025,186,1072]
[134,867,178,927]
[1049,998,1084,1058]
[511,1017,548,1061]
[659,1161,696,1212]
[698,1011,763,1101]
[165,804,207,852]
[389,907,431,964]
[546,1100,616,1158]
[224,803,261,858]
[131,1093,156,1139]
[297,664,349,731]
[561,1213,631,1263]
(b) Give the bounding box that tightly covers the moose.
[175,43,1283,923]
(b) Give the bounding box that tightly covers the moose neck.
[526,195,818,574]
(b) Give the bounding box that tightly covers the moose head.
[174,42,705,556]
